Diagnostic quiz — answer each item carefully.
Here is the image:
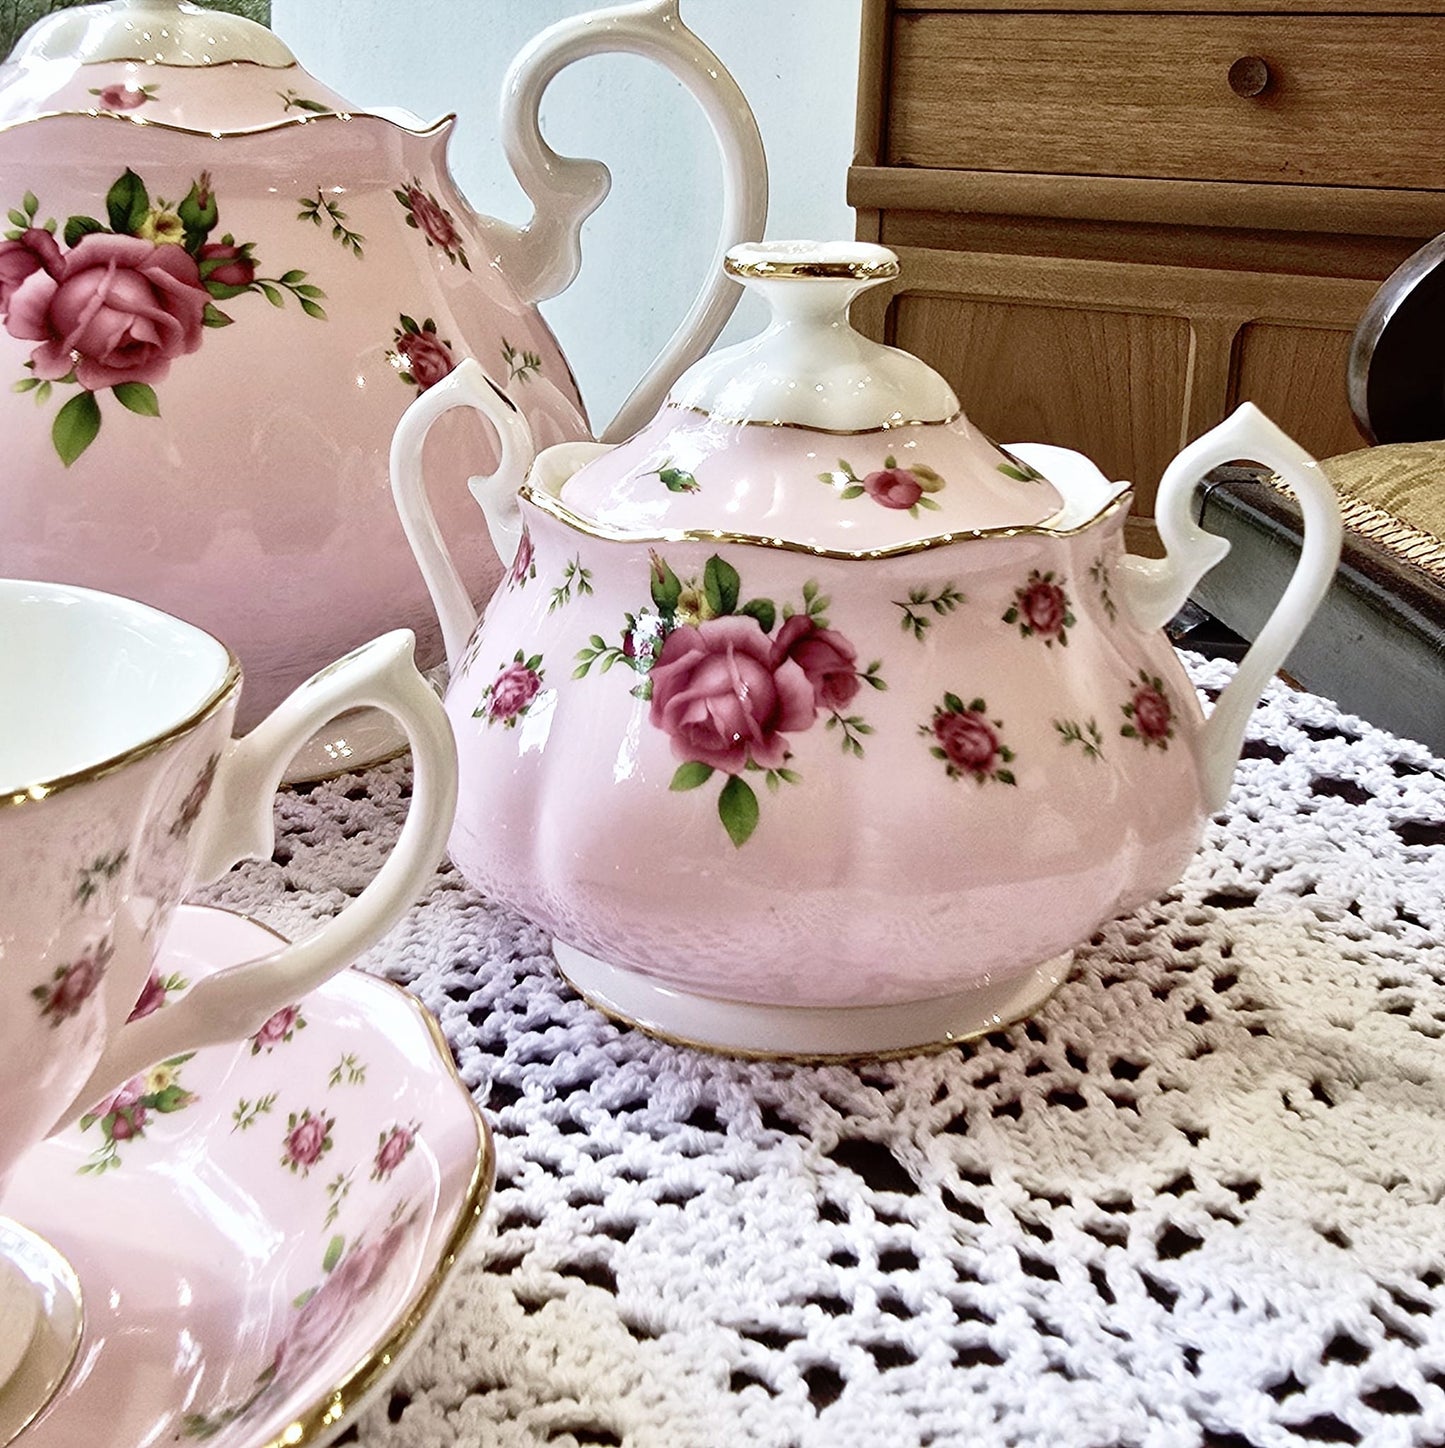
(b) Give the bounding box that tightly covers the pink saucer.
[0,905,493,1448]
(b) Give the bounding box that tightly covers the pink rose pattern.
[1,169,325,465]
[923,694,1018,785]
[396,178,470,269]
[558,542,1190,837]
[31,937,112,1024]
[1121,670,1175,749]
[1003,569,1075,647]
[181,1210,424,1438]
[574,554,883,845]
[77,1053,197,1173]
[281,1108,335,1176]
[170,751,220,839]
[389,314,456,393]
[509,523,536,589]
[476,651,545,729]
[127,967,187,1022]
[89,82,157,111]
[372,1123,419,1181]
[820,453,944,518]
[251,1004,307,1054]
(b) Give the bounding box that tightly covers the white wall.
[269,0,863,433]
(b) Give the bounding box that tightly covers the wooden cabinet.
[850,0,1445,548]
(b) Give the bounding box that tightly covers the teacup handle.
[392,359,536,674]
[1116,403,1343,810]
[55,629,458,1129]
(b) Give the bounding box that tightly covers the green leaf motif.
[670,762,715,792]
[649,556,682,613]
[105,168,149,236]
[657,467,698,493]
[322,1234,345,1274]
[717,774,759,848]
[739,598,776,633]
[112,382,159,417]
[53,389,101,467]
[703,555,740,617]
[942,692,964,714]
[202,303,234,328]
[63,215,105,248]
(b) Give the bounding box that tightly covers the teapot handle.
[493,0,767,443]
[391,359,536,674]
[1116,403,1342,811]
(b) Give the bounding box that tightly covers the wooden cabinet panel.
[1231,323,1365,461]
[888,13,1445,190]
[889,293,1191,498]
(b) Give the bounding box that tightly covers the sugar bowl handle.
[1117,403,1342,810]
[391,359,537,673]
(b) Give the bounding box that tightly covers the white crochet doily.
[195,655,1445,1448]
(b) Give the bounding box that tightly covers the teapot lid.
[0,0,386,132]
[552,242,1066,552]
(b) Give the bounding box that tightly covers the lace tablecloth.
[195,656,1445,1448]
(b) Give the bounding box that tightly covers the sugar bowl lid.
[554,241,1065,553]
[0,0,357,131]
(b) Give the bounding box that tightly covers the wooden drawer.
[887,13,1445,189]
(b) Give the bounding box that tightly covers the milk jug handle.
[494,0,768,442]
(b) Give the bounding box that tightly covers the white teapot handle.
[492,0,768,443]
[1116,403,1343,811]
[391,360,537,674]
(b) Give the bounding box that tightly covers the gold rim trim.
[201,908,495,1448]
[0,105,455,142]
[1,652,242,811]
[673,402,961,435]
[723,254,900,283]
[559,962,1069,1065]
[520,482,1131,559]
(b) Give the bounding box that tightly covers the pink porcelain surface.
[449,479,1203,1012]
[0,0,767,742]
[392,245,1344,1056]
[0,903,493,1448]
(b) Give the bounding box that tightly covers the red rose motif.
[487,661,542,722]
[197,241,255,289]
[95,83,148,111]
[649,615,816,774]
[372,1125,416,1180]
[0,228,62,313]
[34,938,112,1023]
[396,326,455,391]
[6,233,207,390]
[933,708,1002,778]
[862,466,924,511]
[90,1073,146,1126]
[404,183,460,253]
[252,1003,302,1052]
[509,526,534,586]
[171,752,219,838]
[108,1098,149,1139]
[1019,579,1067,637]
[269,1217,414,1384]
[281,1110,333,1173]
[1132,683,1172,742]
[770,614,860,712]
[127,969,167,1022]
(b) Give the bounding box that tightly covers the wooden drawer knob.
[1228,56,1272,98]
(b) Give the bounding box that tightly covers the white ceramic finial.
[5,0,297,68]
[666,241,960,430]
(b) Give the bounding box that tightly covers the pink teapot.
[392,242,1344,1059]
[0,0,765,763]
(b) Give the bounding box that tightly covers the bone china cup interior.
[0,578,458,1200]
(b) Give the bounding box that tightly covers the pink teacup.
[0,578,457,1427]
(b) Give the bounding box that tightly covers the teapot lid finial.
[5,0,298,68]
[667,240,960,432]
